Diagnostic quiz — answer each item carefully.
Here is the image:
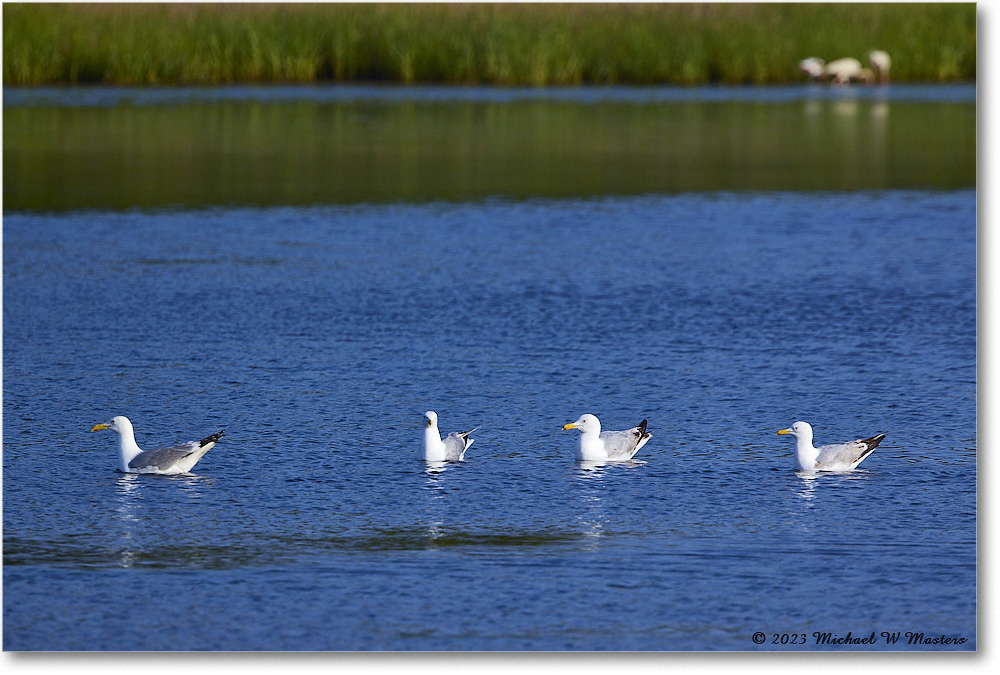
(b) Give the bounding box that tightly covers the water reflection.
[794,472,818,505]
[113,473,143,568]
[576,459,646,471]
[4,90,974,211]
[572,464,609,550]
[422,461,452,502]
[871,101,890,120]
[831,99,861,118]
[791,469,876,529]
[423,461,450,478]
[172,473,215,496]
[421,461,451,542]
[112,472,215,567]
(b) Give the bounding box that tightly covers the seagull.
[824,57,874,86]
[798,57,826,81]
[562,414,651,462]
[869,50,891,84]
[91,415,224,474]
[777,421,885,472]
[423,411,476,462]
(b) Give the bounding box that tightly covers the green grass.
[3,3,977,86]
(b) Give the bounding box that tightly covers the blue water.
[2,191,976,650]
[3,83,976,108]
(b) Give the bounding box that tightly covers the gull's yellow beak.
[562,423,578,431]
[91,423,109,432]
[776,428,791,435]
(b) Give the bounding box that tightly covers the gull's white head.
[563,414,601,434]
[91,415,133,435]
[777,421,812,439]
[869,50,891,69]
[424,411,438,427]
[798,57,826,79]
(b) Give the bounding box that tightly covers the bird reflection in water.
[573,463,610,550]
[421,461,450,541]
[113,473,143,568]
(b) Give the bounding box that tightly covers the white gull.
[91,415,224,474]
[562,414,651,462]
[777,421,884,472]
[422,411,476,462]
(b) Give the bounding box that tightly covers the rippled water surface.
[4,84,975,211]
[2,191,975,650]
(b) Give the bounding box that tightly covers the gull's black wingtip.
[200,430,226,447]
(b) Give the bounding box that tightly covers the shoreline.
[3,3,976,87]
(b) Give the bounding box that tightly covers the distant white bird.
[422,411,476,462]
[562,414,651,462]
[824,57,874,86]
[869,50,891,84]
[777,421,885,472]
[798,57,826,81]
[91,415,224,474]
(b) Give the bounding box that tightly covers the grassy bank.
[3,3,976,86]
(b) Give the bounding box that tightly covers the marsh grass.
[3,3,976,86]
